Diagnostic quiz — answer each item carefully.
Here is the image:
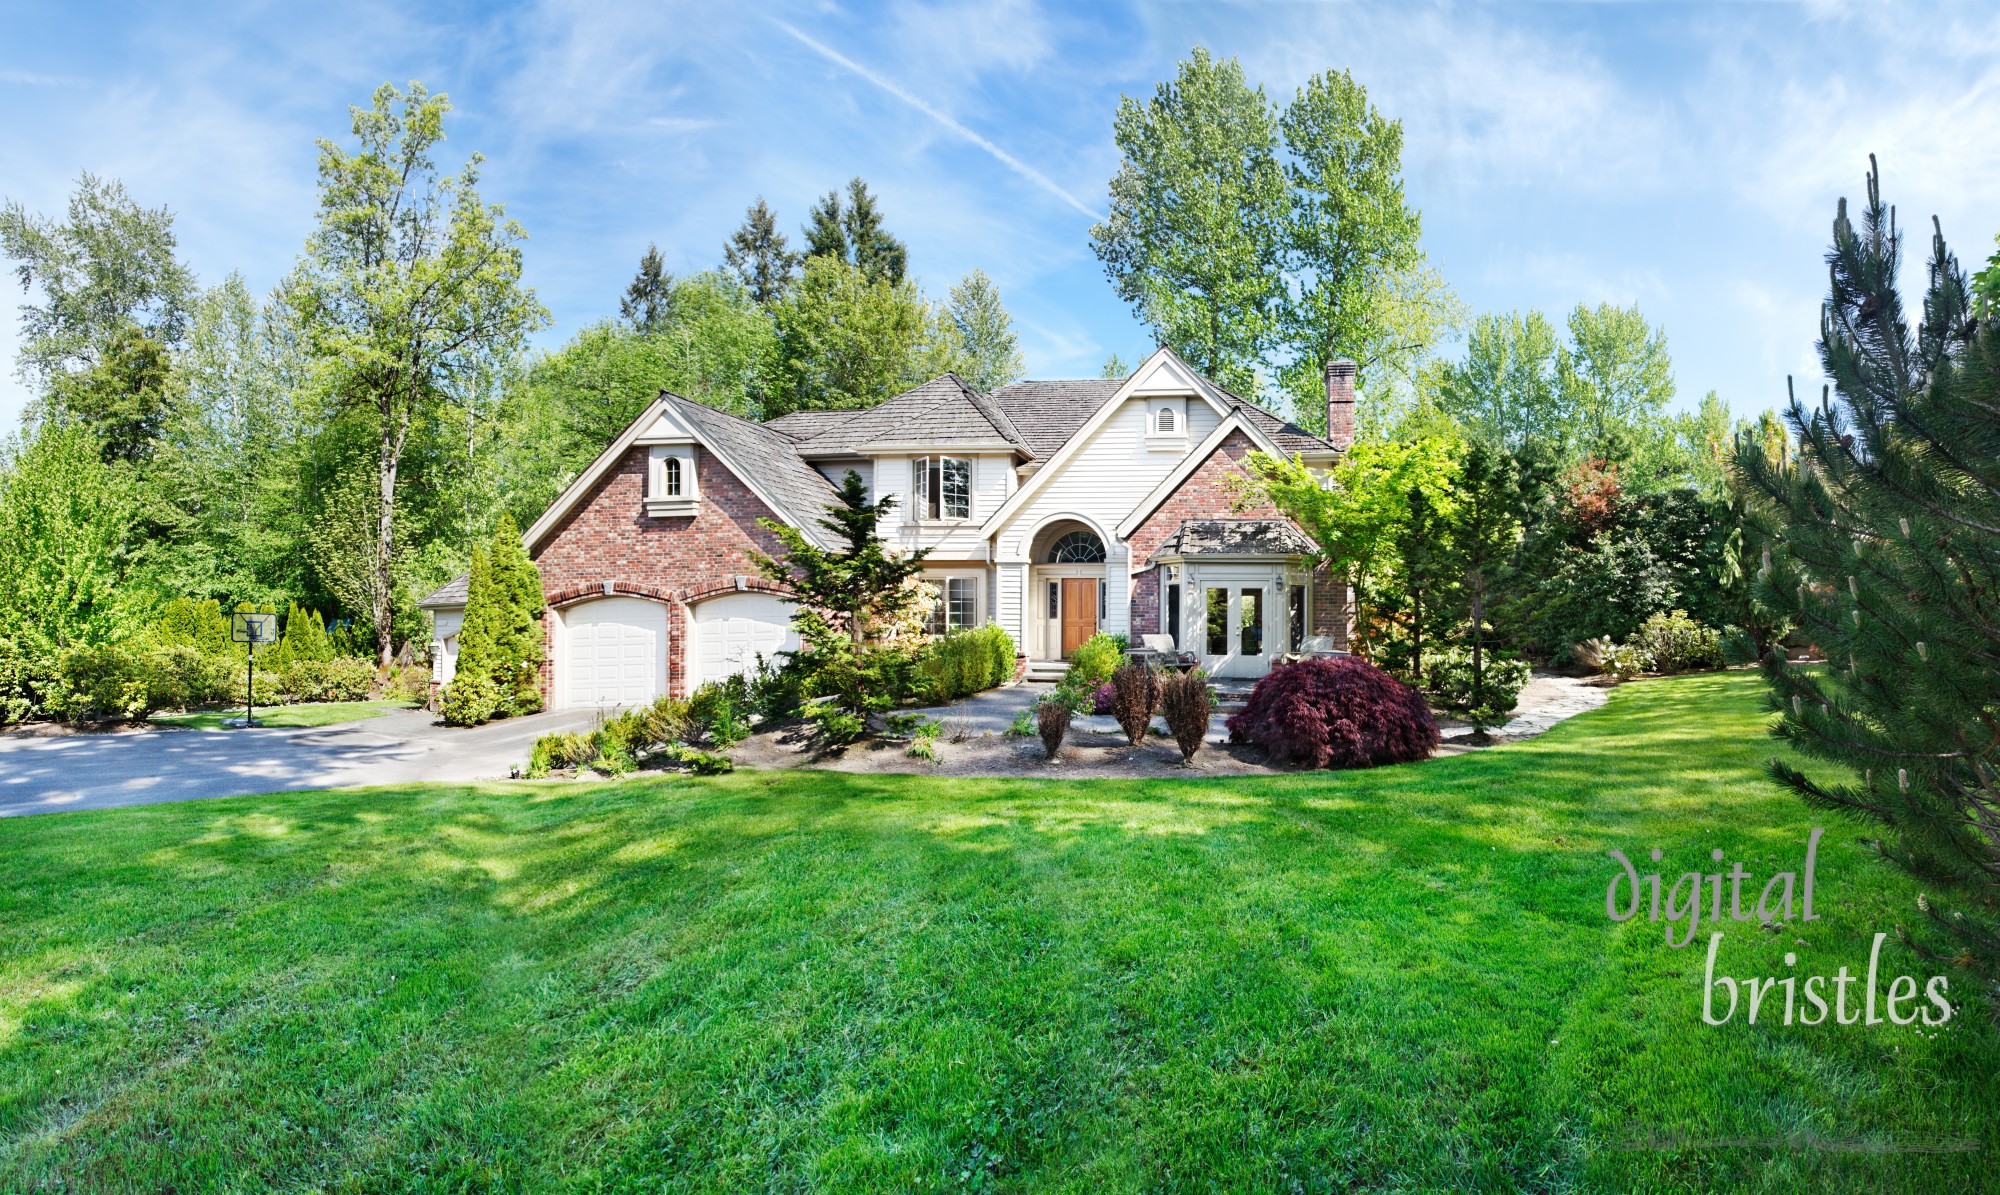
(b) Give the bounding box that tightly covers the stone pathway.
[1435,672,1608,743]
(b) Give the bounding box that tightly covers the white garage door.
[689,593,798,690]
[564,597,668,708]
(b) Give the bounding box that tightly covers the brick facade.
[1123,429,1349,646]
[531,445,791,698]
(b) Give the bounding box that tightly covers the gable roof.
[521,390,842,557]
[989,378,1124,458]
[764,408,861,442]
[785,373,1033,457]
[418,572,469,610]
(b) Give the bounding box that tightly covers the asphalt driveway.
[0,706,605,818]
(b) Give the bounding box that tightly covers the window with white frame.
[912,457,971,520]
[925,576,978,634]
[646,446,698,514]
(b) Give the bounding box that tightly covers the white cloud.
[0,68,90,86]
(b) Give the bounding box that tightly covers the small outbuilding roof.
[1151,518,1319,560]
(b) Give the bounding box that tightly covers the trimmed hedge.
[1227,656,1438,769]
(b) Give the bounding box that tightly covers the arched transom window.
[1047,529,1106,564]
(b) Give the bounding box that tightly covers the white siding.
[880,452,1009,560]
[994,393,1220,568]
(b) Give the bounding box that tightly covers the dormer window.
[913,456,971,520]
[1156,407,1177,435]
[646,446,698,516]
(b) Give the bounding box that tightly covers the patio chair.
[1133,633,1199,673]
[1278,635,1351,664]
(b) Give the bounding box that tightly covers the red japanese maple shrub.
[1226,656,1438,768]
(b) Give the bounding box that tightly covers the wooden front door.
[1060,577,1097,658]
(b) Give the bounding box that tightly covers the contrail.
[773,19,1103,222]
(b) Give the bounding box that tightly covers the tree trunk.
[1469,569,1487,742]
[374,397,403,669]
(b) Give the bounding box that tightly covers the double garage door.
[562,593,796,708]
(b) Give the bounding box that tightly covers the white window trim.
[923,569,986,633]
[645,445,699,517]
[911,456,974,522]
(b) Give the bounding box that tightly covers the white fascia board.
[1113,412,1289,540]
[976,346,1237,538]
[523,395,670,552]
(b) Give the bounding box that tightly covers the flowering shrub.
[1227,656,1437,769]
[1090,681,1115,715]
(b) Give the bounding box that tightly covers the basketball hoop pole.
[246,637,256,727]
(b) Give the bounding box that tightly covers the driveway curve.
[0,707,604,818]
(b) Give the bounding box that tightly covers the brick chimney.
[1324,358,1356,452]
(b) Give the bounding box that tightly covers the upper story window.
[913,456,971,520]
[1048,530,1105,563]
[646,446,698,516]
[1156,407,1177,435]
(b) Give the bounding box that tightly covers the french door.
[1202,583,1268,678]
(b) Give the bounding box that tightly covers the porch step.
[1024,661,1071,683]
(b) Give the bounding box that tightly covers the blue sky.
[4,1,1999,434]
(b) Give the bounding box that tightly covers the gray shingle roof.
[666,393,843,530]
[789,374,1031,455]
[988,378,1124,458]
[1152,518,1318,559]
[418,573,469,610]
[764,409,863,442]
[1209,384,1342,455]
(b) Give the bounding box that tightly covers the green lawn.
[1,672,1994,1192]
[151,699,419,730]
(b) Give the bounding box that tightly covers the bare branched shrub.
[1036,696,1071,759]
[1157,671,1211,763]
[1110,662,1158,746]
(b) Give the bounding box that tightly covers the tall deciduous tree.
[723,197,799,305]
[0,172,195,399]
[761,256,927,417]
[1735,159,2000,995]
[1277,68,1453,433]
[1560,302,1674,460]
[1091,48,1287,397]
[944,269,1024,392]
[1430,310,1567,451]
[620,244,673,333]
[0,422,148,655]
[284,82,548,666]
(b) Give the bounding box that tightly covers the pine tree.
[946,270,1025,392]
[1734,157,2000,995]
[621,244,674,333]
[440,543,497,726]
[802,191,848,263]
[723,198,799,305]
[751,469,932,737]
[485,512,545,715]
[842,178,907,285]
[1390,484,1454,688]
[1444,440,1522,741]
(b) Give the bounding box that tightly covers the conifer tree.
[723,198,799,305]
[440,542,497,726]
[1735,157,2000,996]
[485,512,545,715]
[1444,440,1522,741]
[802,191,848,263]
[621,244,673,333]
[842,178,907,285]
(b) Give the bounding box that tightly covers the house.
[419,347,1356,708]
